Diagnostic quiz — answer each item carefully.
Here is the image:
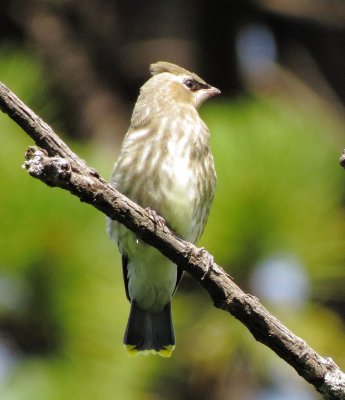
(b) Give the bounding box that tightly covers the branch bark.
[1,81,344,399]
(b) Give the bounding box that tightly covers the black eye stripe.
[183,78,210,91]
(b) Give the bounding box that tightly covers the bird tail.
[124,301,175,358]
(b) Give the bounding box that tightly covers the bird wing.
[173,267,184,295]
[122,254,130,301]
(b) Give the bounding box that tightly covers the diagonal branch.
[1,82,344,399]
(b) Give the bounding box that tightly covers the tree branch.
[339,150,345,169]
[1,81,344,399]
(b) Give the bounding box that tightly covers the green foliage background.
[1,48,344,399]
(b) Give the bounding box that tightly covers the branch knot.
[23,146,72,184]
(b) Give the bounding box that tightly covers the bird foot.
[199,247,215,280]
[146,207,166,231]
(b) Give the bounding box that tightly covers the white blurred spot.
[236,23,277,83]
[0,338,19,383]
[252,358,316,400]
[250,254,309,309]
[0,276,29,313]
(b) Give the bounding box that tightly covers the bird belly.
[126,241,177,312]
[107,221,177,312]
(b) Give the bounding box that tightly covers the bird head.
[148,61,220,110]
[130,61,220,128]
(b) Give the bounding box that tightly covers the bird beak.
[194,84,221,108]
[206,85,221,98]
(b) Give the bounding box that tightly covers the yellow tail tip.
[125,345,175,358]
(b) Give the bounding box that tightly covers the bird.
[106,61,220,357]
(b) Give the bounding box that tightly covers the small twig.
[1,82,344,399]
[339,150,345,169]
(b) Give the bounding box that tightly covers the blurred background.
[1,0,345,399]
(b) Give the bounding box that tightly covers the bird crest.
[150,61,206,83]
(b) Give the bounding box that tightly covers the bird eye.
[183,79,196,90]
